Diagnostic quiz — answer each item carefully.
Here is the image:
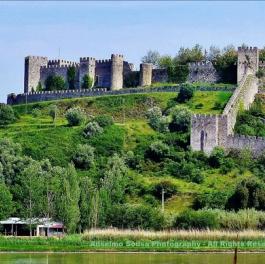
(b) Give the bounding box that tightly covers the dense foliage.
[45,75,66,91]
[0,104,16,125]
[3,91,265,233]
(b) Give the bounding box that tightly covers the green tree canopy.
[45,75,66,91]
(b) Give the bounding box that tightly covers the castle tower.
[79,57,96,88]
[110,54,124,90]
[140,63,152,86]
[237,46,259,84]
[24,56,48,93]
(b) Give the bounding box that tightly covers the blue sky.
[1,1,265,102]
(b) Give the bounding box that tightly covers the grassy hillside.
[1,91,238,216]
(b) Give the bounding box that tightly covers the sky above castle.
[1,1,265,102]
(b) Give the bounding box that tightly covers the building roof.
[0,217,63,228]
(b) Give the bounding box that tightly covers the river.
[0,253,264,264]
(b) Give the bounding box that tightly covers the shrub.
[0,104,16,125]
[176,85,194,103]
[193,190,230,210]
[256,69,265,79]
[146,107,169,133]
[65,107,86,126]
[174,209,219,230]
[152,180,178,200]
[108,204,166,230]
[48,104,59,124]
[82,74,93,89]
[146,141,170,162]
[72,144,95,169]
[93,115,114,127]
[208,147,226,168]
[32,108,41,118]
[168,105,191,132]
[45,75,66,91]
[83,121,103,138]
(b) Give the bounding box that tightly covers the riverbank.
[1,229,265,252]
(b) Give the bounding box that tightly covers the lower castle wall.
[7,86,234,105]
[226,135,265,155]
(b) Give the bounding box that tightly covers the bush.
[108,204,166,230]
[72,144,95,169]
[208,147,226,168]
[145,141,170,162]
[193,190,230,210]
[176,85,194,103]
[32,108,41,118]
[65,107,86,126]
[82,74,93,89]
[48,104,59,124]
[146,107,169,133]
[45,75,66,91]
[0,104,16,125]
[168,105,191,132]
[83,121,103,138]
[93,115,114,128]
[174,209,219,230]
[152,180,178,200]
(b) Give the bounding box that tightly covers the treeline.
[141,44,240,84]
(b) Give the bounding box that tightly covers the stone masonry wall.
[190,47,262,155]
[7,85,234,105]
[24,56,48,93]
[188,61,220,83]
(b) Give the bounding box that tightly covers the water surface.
[0,253,264,264]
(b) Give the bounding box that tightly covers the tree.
[0,182,13,220]
[98,154,128,226]
[176,44,204,64]
[16,161,45,236]
[36,82,43,92]
[82,74,93,89]
[67,66,76,89]
[48,105,59,125]
[207,46,221,61]
[45,75,66,91]
[0,104,16,126]
[55,164,80,233]
[214,45,237,83]
[65,107,86,126]
[79,177,93,231]
[169,105,191,132]
[141,50,160,68]
[72,144,95,169]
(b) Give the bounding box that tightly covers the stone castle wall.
[188,61,220,83]
[7,85,234,105]
[24,56,48,93]
[190,47,263,155]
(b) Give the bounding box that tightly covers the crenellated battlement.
[80,57,96,62]
[96,59,112,64]
[111,54,124,59]
[40,64,80,69]
[189,61,213,67]
[26,55,48,60]
[238,46,258,52]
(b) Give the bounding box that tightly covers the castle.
[24,54,134,92]
[7,47,265,155]
[191,47,265,155]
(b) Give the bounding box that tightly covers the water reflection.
[0,253,264,264]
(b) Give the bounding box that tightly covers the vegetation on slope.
[3,90,265,233]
